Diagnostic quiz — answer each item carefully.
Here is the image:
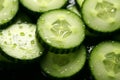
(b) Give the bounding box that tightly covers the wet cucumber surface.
[90,41,120,80]
[0,0,120,80]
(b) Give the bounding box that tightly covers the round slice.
[20,0,67,12]
[37,9,85,49]
[40,45,86,78]
[0,0,18,26]
[90,41,120,80]
[0,23,43,60]
[82,0,120,32]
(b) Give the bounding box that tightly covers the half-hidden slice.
[20,0,67,12]
[90,41,120,80]
[76,0,85,7]
[40,45,86,78]
[0,0,18,26]
[37,9,85,49]
[0,23,43,61]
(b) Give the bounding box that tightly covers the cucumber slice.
[0,23,43,60]
[82,0,120,32]
[37,9,85,49]
[40,45,86,78]
[76,0,85,7]
[90,41,120,80]
[20,0,67,12]
[0,0,18,26]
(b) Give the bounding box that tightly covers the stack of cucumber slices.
[0,0,120,80]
